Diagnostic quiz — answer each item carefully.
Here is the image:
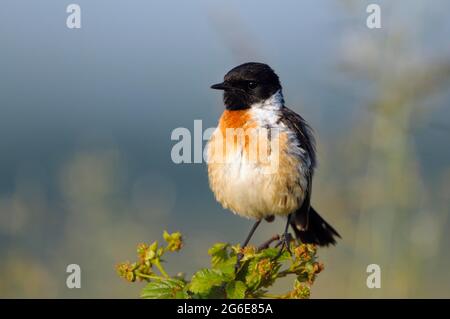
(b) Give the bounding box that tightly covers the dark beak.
[210,82,230,90]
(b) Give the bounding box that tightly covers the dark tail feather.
[290,207,341,246]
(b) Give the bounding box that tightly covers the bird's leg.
[235,219,262,273]
[274,214,293,260]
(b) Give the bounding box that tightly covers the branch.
[116,231,324,299]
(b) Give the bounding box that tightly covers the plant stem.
[135,272,161,281]
[154,259,169,277]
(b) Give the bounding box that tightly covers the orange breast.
[219,110,253,132]
[216,110,259,158]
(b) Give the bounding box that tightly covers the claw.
[274,232,294,260]
[283,233,294,254]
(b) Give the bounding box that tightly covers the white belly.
[207,126,307,220]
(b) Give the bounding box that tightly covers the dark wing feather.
[279,107,340,246]
[278,107,316,170]
[278,106,316,229]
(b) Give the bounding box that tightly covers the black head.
[211,62,282,110]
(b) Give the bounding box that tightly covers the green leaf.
[208,243,230,267]
[189,269,228,297]
[208,242,229,255]
[141,278,186,299]
[208,242,236,278]
[225,281,246,299]
[174,289,190,299]
[244,260,262,290]
[214,256,237,277]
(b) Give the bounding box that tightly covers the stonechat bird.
[207,62,340,266]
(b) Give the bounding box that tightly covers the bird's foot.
[235,233,291,272]
[273,232,293,260]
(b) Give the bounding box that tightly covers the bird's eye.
[247,81,258,89]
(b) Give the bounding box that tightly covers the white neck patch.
[250,90,284,111]
[250,90,284,126]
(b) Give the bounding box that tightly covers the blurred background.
[1,0,450,298]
